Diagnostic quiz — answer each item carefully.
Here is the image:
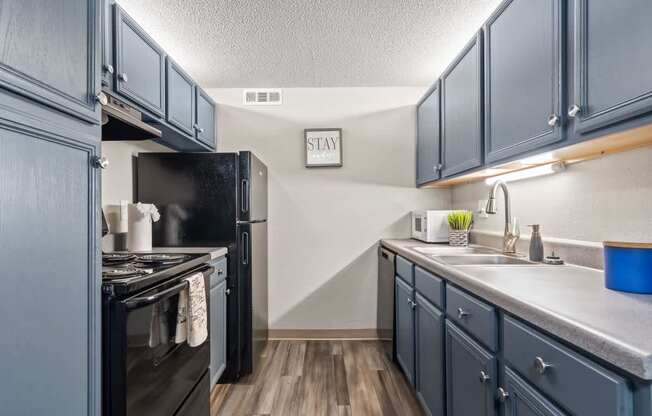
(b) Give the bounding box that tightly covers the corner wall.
[208,87,451,331]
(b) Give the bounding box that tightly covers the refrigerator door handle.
[241,179,249,213]
[241,231,249,265]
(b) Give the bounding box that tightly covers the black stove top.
[102,251,212,297]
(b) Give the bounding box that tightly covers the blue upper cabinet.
[166,58,196,136]
[0,0,101,124]
[101,0,114,89]
[416,81,441,185]
[441,31,484,178]
[570,0,652,135]
[114,4,166,118]
[195,87,217,150]
[483,0,564,164]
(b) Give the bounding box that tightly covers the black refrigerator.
[136,151,268,381]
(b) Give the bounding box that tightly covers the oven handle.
[125,281,188,310]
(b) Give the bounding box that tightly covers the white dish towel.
[175,272,208,347]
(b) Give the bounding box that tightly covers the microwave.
[411,210,452,243]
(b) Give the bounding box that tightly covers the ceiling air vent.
[243,89,282,106]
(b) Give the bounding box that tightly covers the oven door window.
[123,280,209,416]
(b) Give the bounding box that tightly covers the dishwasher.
[377,246,396,359]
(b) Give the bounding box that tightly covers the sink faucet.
[485,180,520,254]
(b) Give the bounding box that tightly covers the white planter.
[449,230,469,247]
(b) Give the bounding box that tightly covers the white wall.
[101,140,171,207]
[208,87,451,330]
[451,146,652,243]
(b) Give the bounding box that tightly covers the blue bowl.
[604,242,652,294]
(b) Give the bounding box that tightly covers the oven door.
[113,268,211,416]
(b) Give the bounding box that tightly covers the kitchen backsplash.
[452,146,652,249]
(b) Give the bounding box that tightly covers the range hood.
[100,92,161,141]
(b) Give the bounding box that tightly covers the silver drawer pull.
[534,356,553,374]
[497,387,510,402]
[479,370,491,383]
[457,307,470,319]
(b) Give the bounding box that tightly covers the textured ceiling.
[116,0,501,88]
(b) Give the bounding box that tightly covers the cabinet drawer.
[503,316,631,416]
[396,256,414,286]
[446,285,497,351]
[209,256,227,288]
[414,266,444,309]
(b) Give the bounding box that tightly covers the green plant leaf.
[447,210,473,231]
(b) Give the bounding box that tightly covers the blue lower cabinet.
[445,320,497,416]
[0,92,101,415]
[500,367,566,416]
[395,276,415,385]
[415,293,444,416]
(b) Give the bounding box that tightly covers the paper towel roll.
[127,203,154,252]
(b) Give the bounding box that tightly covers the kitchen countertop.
[146,246,228,260]
[381,238,652,380]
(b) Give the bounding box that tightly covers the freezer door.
[238,221,268,374]
[239,152,268,222]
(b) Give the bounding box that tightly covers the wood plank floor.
[210,340,425,416]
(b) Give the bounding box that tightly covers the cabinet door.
[415,293,444,416]
[395,276,415,385]
[114,4,166,117]
[0,0,101,123]
[446,321,497,416]
[100,0,114,89]
[195,87,216,149]
[502,367,566,416]
[417,81,441,185]
[0,95,101,415]
[441,32,484,178]
[484,0,563,163]
[210,279,228,387]
[166,58,195,136]
[571,0,652,134]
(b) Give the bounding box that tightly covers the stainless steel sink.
[434,255,534,266]
[411,246,498,255]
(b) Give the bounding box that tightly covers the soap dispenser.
[528,224,544,262]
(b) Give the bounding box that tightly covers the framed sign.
[304,128,343,167]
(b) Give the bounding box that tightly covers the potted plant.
[447,211,473,247]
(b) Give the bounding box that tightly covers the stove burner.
[102,268,153,280]
[102,253,137,266]
[136,254,190,264]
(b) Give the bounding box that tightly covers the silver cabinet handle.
[457,307,470,319]
[95,92,108,105]
[411,300,417,308]
[118,73,128,83]
[497,387,510,403]
[547,114,559,127]
[103,64,114,75]
[218,268,225,275]
[225,288,231,295]
[479,370,491,383]
[534,356,552,374]
[92,156,109,169]
[433,163,442,173]
[568,104,581,118]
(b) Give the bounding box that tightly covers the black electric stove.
[102,251,213,416]
[102,252,211,297]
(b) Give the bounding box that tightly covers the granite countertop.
[381,238,652,380]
